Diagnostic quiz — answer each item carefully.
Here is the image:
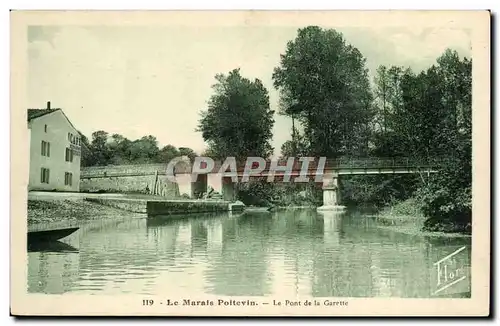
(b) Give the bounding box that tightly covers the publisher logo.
[432,246,470,296]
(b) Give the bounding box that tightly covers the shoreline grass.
[375,213,471,238]
[374,198,470,238]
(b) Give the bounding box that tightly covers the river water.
[27,209,471,298]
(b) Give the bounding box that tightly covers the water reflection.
[28,250,79,294]
[28,241,79,253]
[27,210,471,297]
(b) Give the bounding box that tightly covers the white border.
[3,1,497,325]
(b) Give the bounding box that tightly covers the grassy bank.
[27,199,142,226]
[375,198,471,238]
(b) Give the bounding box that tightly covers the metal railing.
[322,157,447,169]
[80,157,449,178]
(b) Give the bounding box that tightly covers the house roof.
[27,108,91,153]
[27,108,60,121]
[28,108,79,133]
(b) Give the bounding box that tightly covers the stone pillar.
[221,176,236,202]
[317,171,346,211]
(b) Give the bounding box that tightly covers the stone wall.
[81,163,167,178]
[80,164,181,197]
[80,197,237,216]
[84,198,148,214]
[147,200,231,216]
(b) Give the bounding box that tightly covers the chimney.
[47,101,51,110]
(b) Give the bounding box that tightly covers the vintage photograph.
[11,10,490,316]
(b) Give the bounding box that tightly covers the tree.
[158,145,180,163]
[129,136,160,164]
[416,50,472,232]
[79,132,95,167]
[90,130,111,166]
[280,130,308,159]
[80,130,197,167]
[107,134,132,165]
[371,66,408,157]
[272,26,374,157]
[178,147,198,162]
[277,88,303,155]
[373,65,390,134]
[197,68,275,161]
[371,49,472,232]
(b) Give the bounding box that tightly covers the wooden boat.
[27,227,79,243]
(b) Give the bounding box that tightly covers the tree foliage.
[369,49,472,231]
[272,27,472,232]
[81,132,197,167]
[273,26,374,157]
[197,68,275,161]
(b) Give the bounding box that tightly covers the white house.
[27,102,85,192]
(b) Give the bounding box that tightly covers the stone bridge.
[81,157,446,211]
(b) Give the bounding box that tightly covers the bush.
[387,197,424,217]
[236,181,322,207]
[416,161,472,233]
[341,174,420,208]
[237,181,276,206]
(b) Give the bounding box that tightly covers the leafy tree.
[370,49,472,232]
[80,131,198,167]
[273,26,374,157]
[197,68,275,161]
[89,131,111,166]
[373,65,390,135]
[178,147,197,162]
[158,145,180,163]
[280,130,309,159]
[79,132,95,167]
[107,134,132,165]
[128,136,160,164]
[416,51,472,232]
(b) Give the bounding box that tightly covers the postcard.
[10,10,490,316]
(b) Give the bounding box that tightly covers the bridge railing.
[80,157,449,178]
[323,157,447,169]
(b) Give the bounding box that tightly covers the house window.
[65,148,74,162]
[64,172,73,186]
[44,124,47,132]
[40,168,50,184]
[41,141,50,157]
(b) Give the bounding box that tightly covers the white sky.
[28,25,471,156]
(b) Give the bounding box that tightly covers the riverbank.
[27,199,143,226]
[28,193,244,226]
[374,198,471,238]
